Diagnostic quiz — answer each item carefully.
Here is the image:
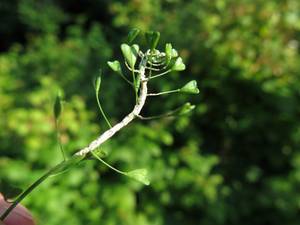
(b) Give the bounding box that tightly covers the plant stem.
[91,151,125,175]
[136,104,186,120]
[147,89,180,96]
[0,162,63,221]
[132,70,138,102]
[96,92,112,128]
[149,69,171,79]
[55,120,66,161]
[118,73,133,86]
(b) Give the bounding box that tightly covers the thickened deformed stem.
[75,56,149,156]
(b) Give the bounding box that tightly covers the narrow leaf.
[94,75,101,94]
[53,93,63,120]
[125,169,150,185]
[135,73,141,93]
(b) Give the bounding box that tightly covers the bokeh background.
[1,0,300,225]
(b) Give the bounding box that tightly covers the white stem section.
[75,57,148,156]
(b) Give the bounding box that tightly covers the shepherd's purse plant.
[0,28,199,221]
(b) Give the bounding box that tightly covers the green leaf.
[0,181,23,200]
[145,31,160,50]
[127,28,140,44]
[178,102,196,115]
[107,60,122,74]
[53,92,63,120]
[165,43,172,65]
[180,80,200,94]
[49,155,84,177]
[171,57,186,71]
[121,43,138,69]
[94,75,101,94]
[125,169,150,185]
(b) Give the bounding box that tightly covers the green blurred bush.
[1,0,300,225]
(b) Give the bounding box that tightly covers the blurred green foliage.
[1,0,300,225]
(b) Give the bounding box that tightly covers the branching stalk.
[147,89,180,96]
[91,151,125,175]
[136,104,184,120]
[149,69,172,79]
[118,73,134,86]
[75,56,148,156]
[96,91,112,128]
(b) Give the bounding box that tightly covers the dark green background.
[1,0,300,224]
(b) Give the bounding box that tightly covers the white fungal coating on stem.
[75,56,148,156]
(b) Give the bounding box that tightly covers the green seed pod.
[145,31,160,51]
[180,80,200,94]
[125,168,150,185]
[107,60,122,75]
[178,102,196,115]
[171,49,178,58]
[121,43,138,69]
[165,43,172,65]
[127,28,140,44]
[171,57,186,71]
